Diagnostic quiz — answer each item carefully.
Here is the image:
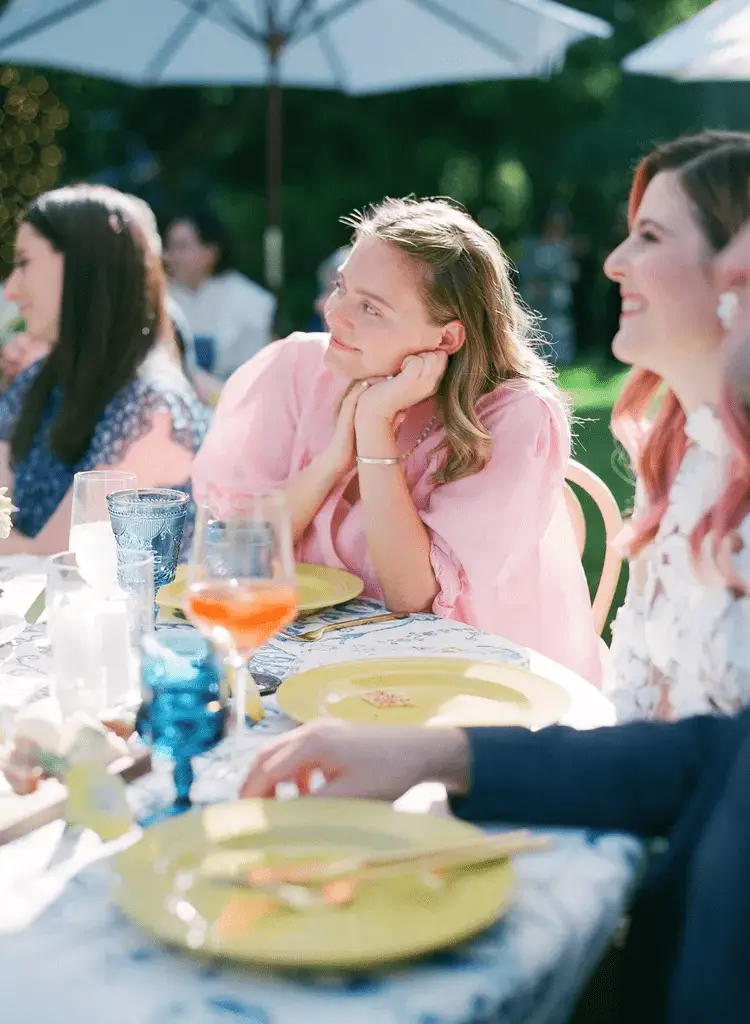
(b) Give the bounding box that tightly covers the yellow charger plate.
[112,798,514,968]
[157,563,364,617]
[277,657,571,730]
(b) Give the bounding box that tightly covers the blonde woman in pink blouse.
[191,198,602,684]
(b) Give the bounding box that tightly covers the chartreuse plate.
[157,563,364,618]
[111,798,514,968]
[276,657,571,730]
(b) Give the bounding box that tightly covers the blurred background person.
[0,280,20,339]
[164,209,276,380]
[518,204,578,365]
[121,193,221,407]
[307,246,352,332]
[0,331,52,388]
[0,184,208,554]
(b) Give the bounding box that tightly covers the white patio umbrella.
[0,0,612,290]
[623,0,750,81]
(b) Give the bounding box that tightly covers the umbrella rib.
[146,0,225,81]
[287,0,319,34]
[408,0,520,64]
[501,0,610,34]
[317,22,349,90]
[290,0,365,42]
[213,0,265,41]
[0,0,106,49]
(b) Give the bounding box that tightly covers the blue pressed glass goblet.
[136,626,228,825]
[106,488,189,623]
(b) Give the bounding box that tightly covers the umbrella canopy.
[622,0,750,81]
[0,0,612,90]
[0,0,612,288]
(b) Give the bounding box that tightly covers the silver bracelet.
[356,456,401,465]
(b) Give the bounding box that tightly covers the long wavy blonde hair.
[342,197,559,486]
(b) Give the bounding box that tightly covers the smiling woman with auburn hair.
[603,132,750,721]
[192,197,602,684]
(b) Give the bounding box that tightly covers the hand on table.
[1,737,44,795]
[239,718,470,801]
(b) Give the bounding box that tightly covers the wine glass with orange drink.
[185,494,298,741]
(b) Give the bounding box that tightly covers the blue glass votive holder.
[136,625,228,824]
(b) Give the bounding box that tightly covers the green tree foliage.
[0,64,68,276]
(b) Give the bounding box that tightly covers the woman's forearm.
[284,453,343,545]
[356,420,439,613]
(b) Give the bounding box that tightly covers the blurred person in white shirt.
[164,209,276,380]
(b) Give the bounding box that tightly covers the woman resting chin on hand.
[191,197,602,685]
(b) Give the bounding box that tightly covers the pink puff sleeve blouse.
[191,333,602,685]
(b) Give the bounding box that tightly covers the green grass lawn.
[557,363,633,640]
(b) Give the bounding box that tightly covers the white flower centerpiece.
[0,487,17,540]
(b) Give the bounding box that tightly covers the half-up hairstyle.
[343,197,558,486]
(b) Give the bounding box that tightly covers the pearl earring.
[717,292,739,330]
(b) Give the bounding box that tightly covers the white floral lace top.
[606,405,750,722]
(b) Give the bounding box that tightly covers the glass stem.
[173,756,194,812]
[229,649,248,748]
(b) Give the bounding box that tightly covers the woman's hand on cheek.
[355,351,448,429]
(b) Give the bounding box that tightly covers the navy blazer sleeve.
[451,711,750,837]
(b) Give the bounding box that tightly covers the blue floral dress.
[0,348,210,547]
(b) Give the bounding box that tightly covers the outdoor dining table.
[0,553,642,1024]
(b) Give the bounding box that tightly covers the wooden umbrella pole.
[265,33,285,335]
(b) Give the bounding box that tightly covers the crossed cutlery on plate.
[198,830,549,911]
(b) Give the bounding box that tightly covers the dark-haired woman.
[164,210,276,380]
[0,184,209,554]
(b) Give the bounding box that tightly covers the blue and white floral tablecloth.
[0,555,642,1024]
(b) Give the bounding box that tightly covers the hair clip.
[108,212,123,235]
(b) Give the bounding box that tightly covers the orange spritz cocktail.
[186,579,298,654]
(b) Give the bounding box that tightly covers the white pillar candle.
[97,595,138,710]
[48,589,105,718]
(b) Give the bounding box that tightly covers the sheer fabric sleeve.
[190,333,314,515]
[420,385,569,621]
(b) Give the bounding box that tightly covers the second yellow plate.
[112,798,514,969]
[277,657,571,729]
[157,563,364,616]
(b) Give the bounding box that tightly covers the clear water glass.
[115,548,156,641]
[106,488,189,622]
[70,470,137,593]
[48,551,152,717]
[47,552,107,716]
[70,470,137,538]
[136,626,228,823]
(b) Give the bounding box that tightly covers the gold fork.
[291,611,410,642]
